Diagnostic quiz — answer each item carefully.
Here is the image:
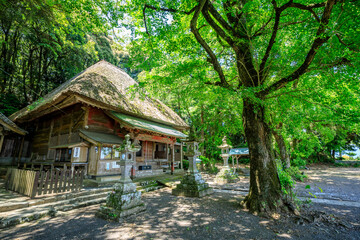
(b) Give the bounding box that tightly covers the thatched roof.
[0,112,27,135]
[10,60,188,129]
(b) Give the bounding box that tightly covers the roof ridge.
[10,60,189,128]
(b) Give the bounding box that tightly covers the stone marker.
[172,140,213,197]
[97,135,146,221]
[215,136,238,184]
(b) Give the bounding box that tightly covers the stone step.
[0,183,168,229]
[0,187,112,213]
[0,192,108,229]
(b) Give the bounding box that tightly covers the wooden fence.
[5,168,84,198]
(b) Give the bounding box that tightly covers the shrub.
[276,161,295,197]
[291,157,307,167]
[182,160,189,170]
[199,156,219,174]
[287,166,307,182]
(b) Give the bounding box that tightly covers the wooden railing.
[5,168,84,198]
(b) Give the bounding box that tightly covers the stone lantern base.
[215,166,238,184]
[96,181,146,221]
[172,172,213,197]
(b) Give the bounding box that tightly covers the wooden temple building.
[3,60,188,181]
[0,112,28,166]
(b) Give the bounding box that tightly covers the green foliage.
[182,159,189,170]
[0,0,126,114]
[237,157,250,164]
[199,156,219,174]
[286,166,307,182]
[276,161,295,196]
[291,157,307,168]
[0,93,22,115]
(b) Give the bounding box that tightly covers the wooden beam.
[0,134,4,154]
[17,137,25,166]
[47,119,54,159]
[180,141,183,170]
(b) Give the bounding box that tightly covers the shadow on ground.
[1,187,360,240]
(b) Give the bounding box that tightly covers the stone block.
[97,181,146,221]
[172,172,213,198]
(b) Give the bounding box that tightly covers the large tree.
[121,0,359,214]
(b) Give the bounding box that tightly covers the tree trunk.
[242,99,284,214]
[273,124,291,169]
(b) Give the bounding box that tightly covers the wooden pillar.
[47,119,54,159]
[17,136,25,166]
[171,143,175,175]
[236,156,239,170]
[71,164,75,177]
[232,156,235,173]
[153,142,156,159]
[0,134,4,154]
[180,141,183,170]
[68,109,74,143]
[166,143,168,160]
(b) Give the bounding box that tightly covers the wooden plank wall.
[30,104,85,161]
[87,107,114,133]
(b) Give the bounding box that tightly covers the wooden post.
[49,170,54,194]
[47,119,54,159]
[153,142,156,159]
[232,156,235,174]
[0,134,4,154]
[17,136,25,166]
[54,170,59,194]
[43,171,50,194]
[180,141,184,170]
[31,171,40,198]
[236,156,239,171]
[144,141,147,166]
[171,143,175,175]
[71,164,75,177]
[38,171,45,196]
[166,143,168,162]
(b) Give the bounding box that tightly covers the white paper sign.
[114,150,120,158]
[73,147,80,158]
[112,162,120,168]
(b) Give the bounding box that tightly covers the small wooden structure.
[0,112,28,166]
[229,148,249,170]
[7,60,188,181]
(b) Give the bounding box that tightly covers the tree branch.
[202,3,235,47]
[336,33,360,53]
[190,0,230,88]
[289,2,324,22]
[207,3,233,33]
[259,0,337,97]
[259,0,290,82]
[252,15,273,38]
[143,6,149,35]
[143,4,197,35]
[144,4,197,15]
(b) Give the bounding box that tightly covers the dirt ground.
[1,166,360,240]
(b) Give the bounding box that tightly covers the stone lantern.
[184,140,200,173]
[97,134,146,221]
[172,139,213,197]
[215,136,238,183]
